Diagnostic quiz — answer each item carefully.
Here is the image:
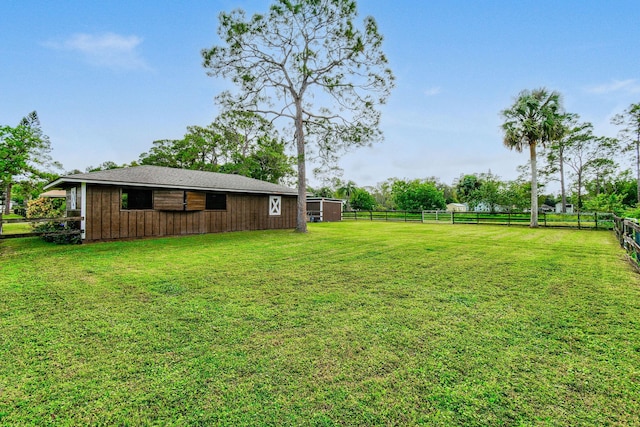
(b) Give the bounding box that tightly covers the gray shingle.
[46,166,298,195]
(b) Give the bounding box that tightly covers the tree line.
[308,164,637,216]
[3,97,639,219]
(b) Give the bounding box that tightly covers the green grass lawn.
[1,214,24,219]
[1,222,31,235]
[1,222,639,426]
[1,213,31,235]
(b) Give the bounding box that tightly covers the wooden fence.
[613,215,640,272]
[0,215,83,240]
[342,210,615,230]
[342,210,424,222]
[342,210,453,223]
[451,211,614,229]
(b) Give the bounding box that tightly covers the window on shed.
[122,189,153,210]
[206,193,227,210]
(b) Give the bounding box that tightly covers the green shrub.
[33,221,81,244]
[583,193,625,215]
[12,207,26,217]
[349,188,376,210]
[26,197,65,219]
[623,207,640,220]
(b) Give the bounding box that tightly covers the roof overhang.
[44,177,298,196]
[306,197,344,203]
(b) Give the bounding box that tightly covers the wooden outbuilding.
[44,166,298,242]
[306,197,343,222]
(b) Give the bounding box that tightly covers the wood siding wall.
[322,201,342,222]
[84,185,297,241]
[307,200,342,222]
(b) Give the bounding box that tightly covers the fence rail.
[0,215,83,240]
[342,210,442,222]
[451,211,614,229]
[613,215,640,272]
[342,210,615,230]
[309,210,452,223]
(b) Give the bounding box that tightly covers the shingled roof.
[45,166,298,196]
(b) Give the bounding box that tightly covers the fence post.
[595,212,598,230]
[452,211,455,224]
[0,212,2,235]
[370,210,373,221]
[624,221,629,251]
[578,211,581,229]
[634,224,640,266]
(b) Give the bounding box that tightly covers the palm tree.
[335,180,357,210]
[501,88,564,227]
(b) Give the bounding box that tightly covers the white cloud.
[585,79,640,95]
[423,86,442,96]
[44,32,150,71]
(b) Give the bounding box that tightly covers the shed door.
[154,190,184,211]
[185,192,206,211]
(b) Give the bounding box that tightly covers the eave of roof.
[39,189,67,198]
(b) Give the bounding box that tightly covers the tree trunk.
[559,150,567,213]
[4,183,12,215]
[577,174,583,211]
[294,101,307,233]
[636,136,640,205]
[529,143,538,227]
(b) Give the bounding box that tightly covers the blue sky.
[2,0,639,189]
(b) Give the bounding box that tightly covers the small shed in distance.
[446,203,467,212]
[307,197,343,222]
[555,202,574,214]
